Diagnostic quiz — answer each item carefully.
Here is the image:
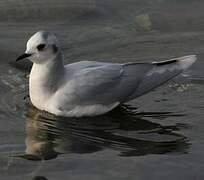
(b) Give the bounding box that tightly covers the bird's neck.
[29,52,65,105]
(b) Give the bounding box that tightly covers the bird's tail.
[126,55,196,101]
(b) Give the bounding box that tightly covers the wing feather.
[126,55,196,101]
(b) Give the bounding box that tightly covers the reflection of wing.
[126,55,196,100]
[22,105,188,158]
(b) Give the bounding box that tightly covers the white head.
[16,31,60,64]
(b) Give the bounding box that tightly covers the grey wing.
[66,64,124,105]
[67,62,153,105]
[64,55,196,106]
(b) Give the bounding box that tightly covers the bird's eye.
[37,44,46,51]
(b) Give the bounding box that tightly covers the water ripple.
[13,104,189,161]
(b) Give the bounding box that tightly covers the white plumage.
[16,31,196,117]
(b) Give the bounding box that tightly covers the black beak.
[16,53,32,62]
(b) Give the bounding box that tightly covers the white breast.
[29,64,53,111]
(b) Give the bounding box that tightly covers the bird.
[16,31,196,117]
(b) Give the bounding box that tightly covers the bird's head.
[16,31,60,64]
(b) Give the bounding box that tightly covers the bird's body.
[17,31,196,117]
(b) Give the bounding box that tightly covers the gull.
[16,31,196,117]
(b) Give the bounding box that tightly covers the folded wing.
[63,55,196,107]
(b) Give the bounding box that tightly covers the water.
[0,0,204,179]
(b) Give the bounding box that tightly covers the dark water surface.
[0,0,204,180]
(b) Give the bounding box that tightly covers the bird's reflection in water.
[20,104,189,161]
